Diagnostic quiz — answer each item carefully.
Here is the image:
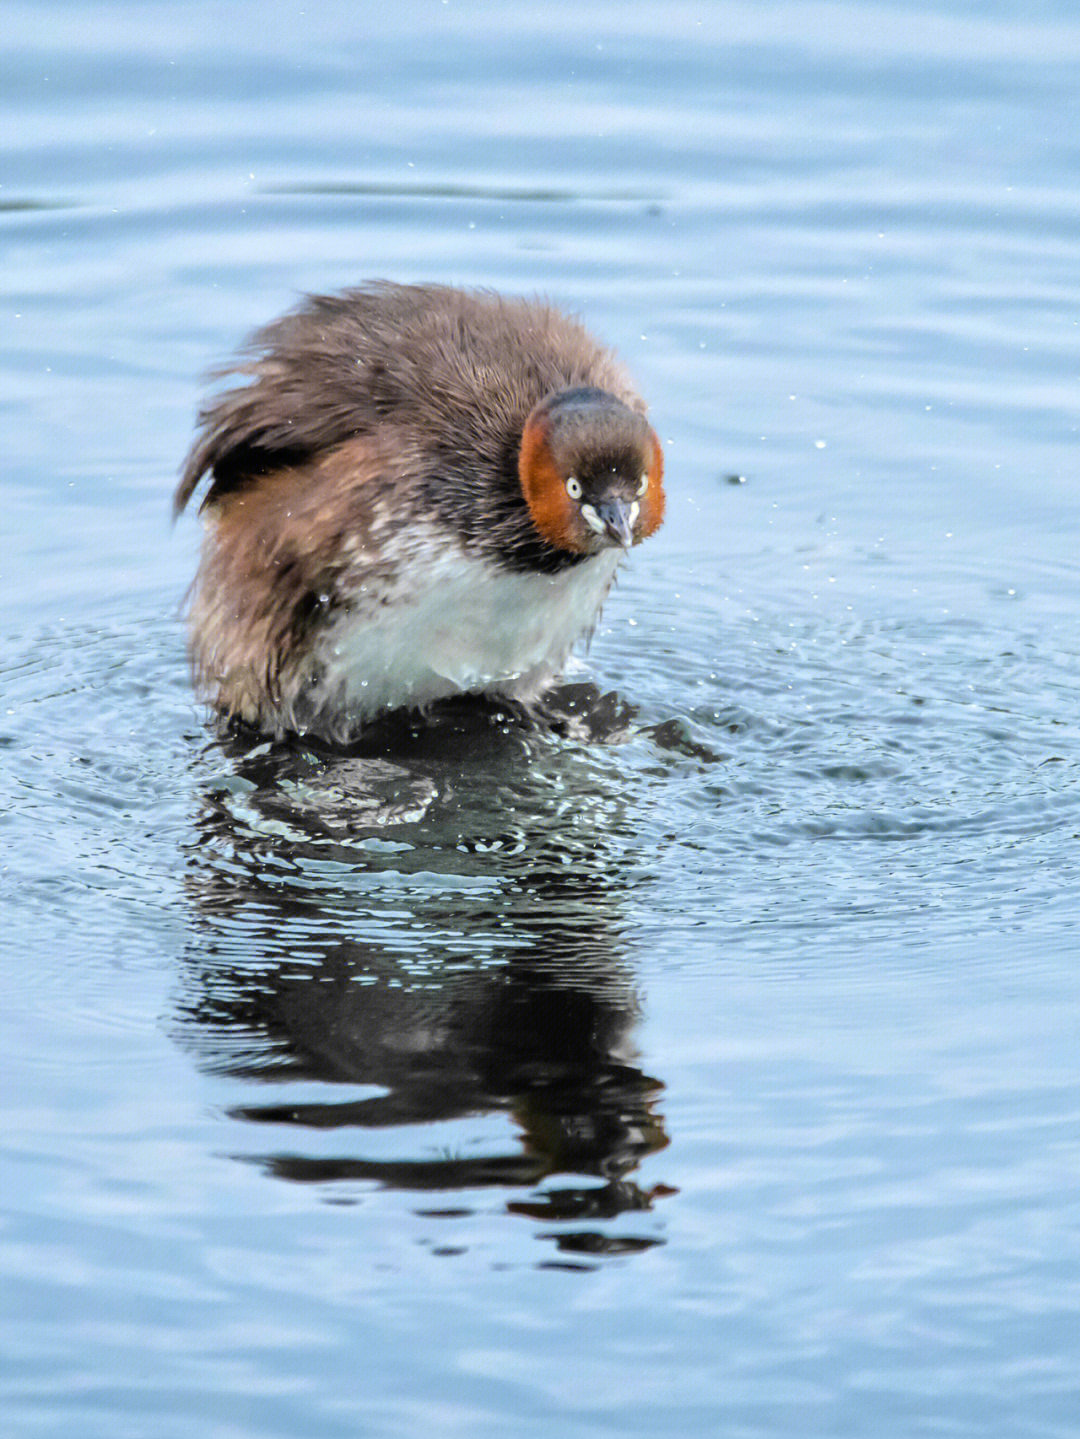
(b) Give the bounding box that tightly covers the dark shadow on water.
[173,682,675,1265]
[0,197,76,213]
[262,180,660,205]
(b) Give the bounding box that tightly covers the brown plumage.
[176,282,665,740]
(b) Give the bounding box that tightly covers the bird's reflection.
[175,686,673,1262]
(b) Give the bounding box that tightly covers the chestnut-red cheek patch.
[518,416,589,554]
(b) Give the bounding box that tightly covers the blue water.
[4,3,1080,1435]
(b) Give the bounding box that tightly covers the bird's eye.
[565,476,583,500]
[637,473,649,497]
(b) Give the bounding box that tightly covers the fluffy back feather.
[175,284,642,520]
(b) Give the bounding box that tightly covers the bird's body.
[176,282,664,740]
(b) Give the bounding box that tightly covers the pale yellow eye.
[565,476,583,500]
[636,473,649,497]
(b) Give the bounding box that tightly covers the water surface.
[4,3,1080,1436]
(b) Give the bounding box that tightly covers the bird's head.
[518,387,664,556]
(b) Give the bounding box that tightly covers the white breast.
[300,539,622,734]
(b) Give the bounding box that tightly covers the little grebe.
[176,282,665,740]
